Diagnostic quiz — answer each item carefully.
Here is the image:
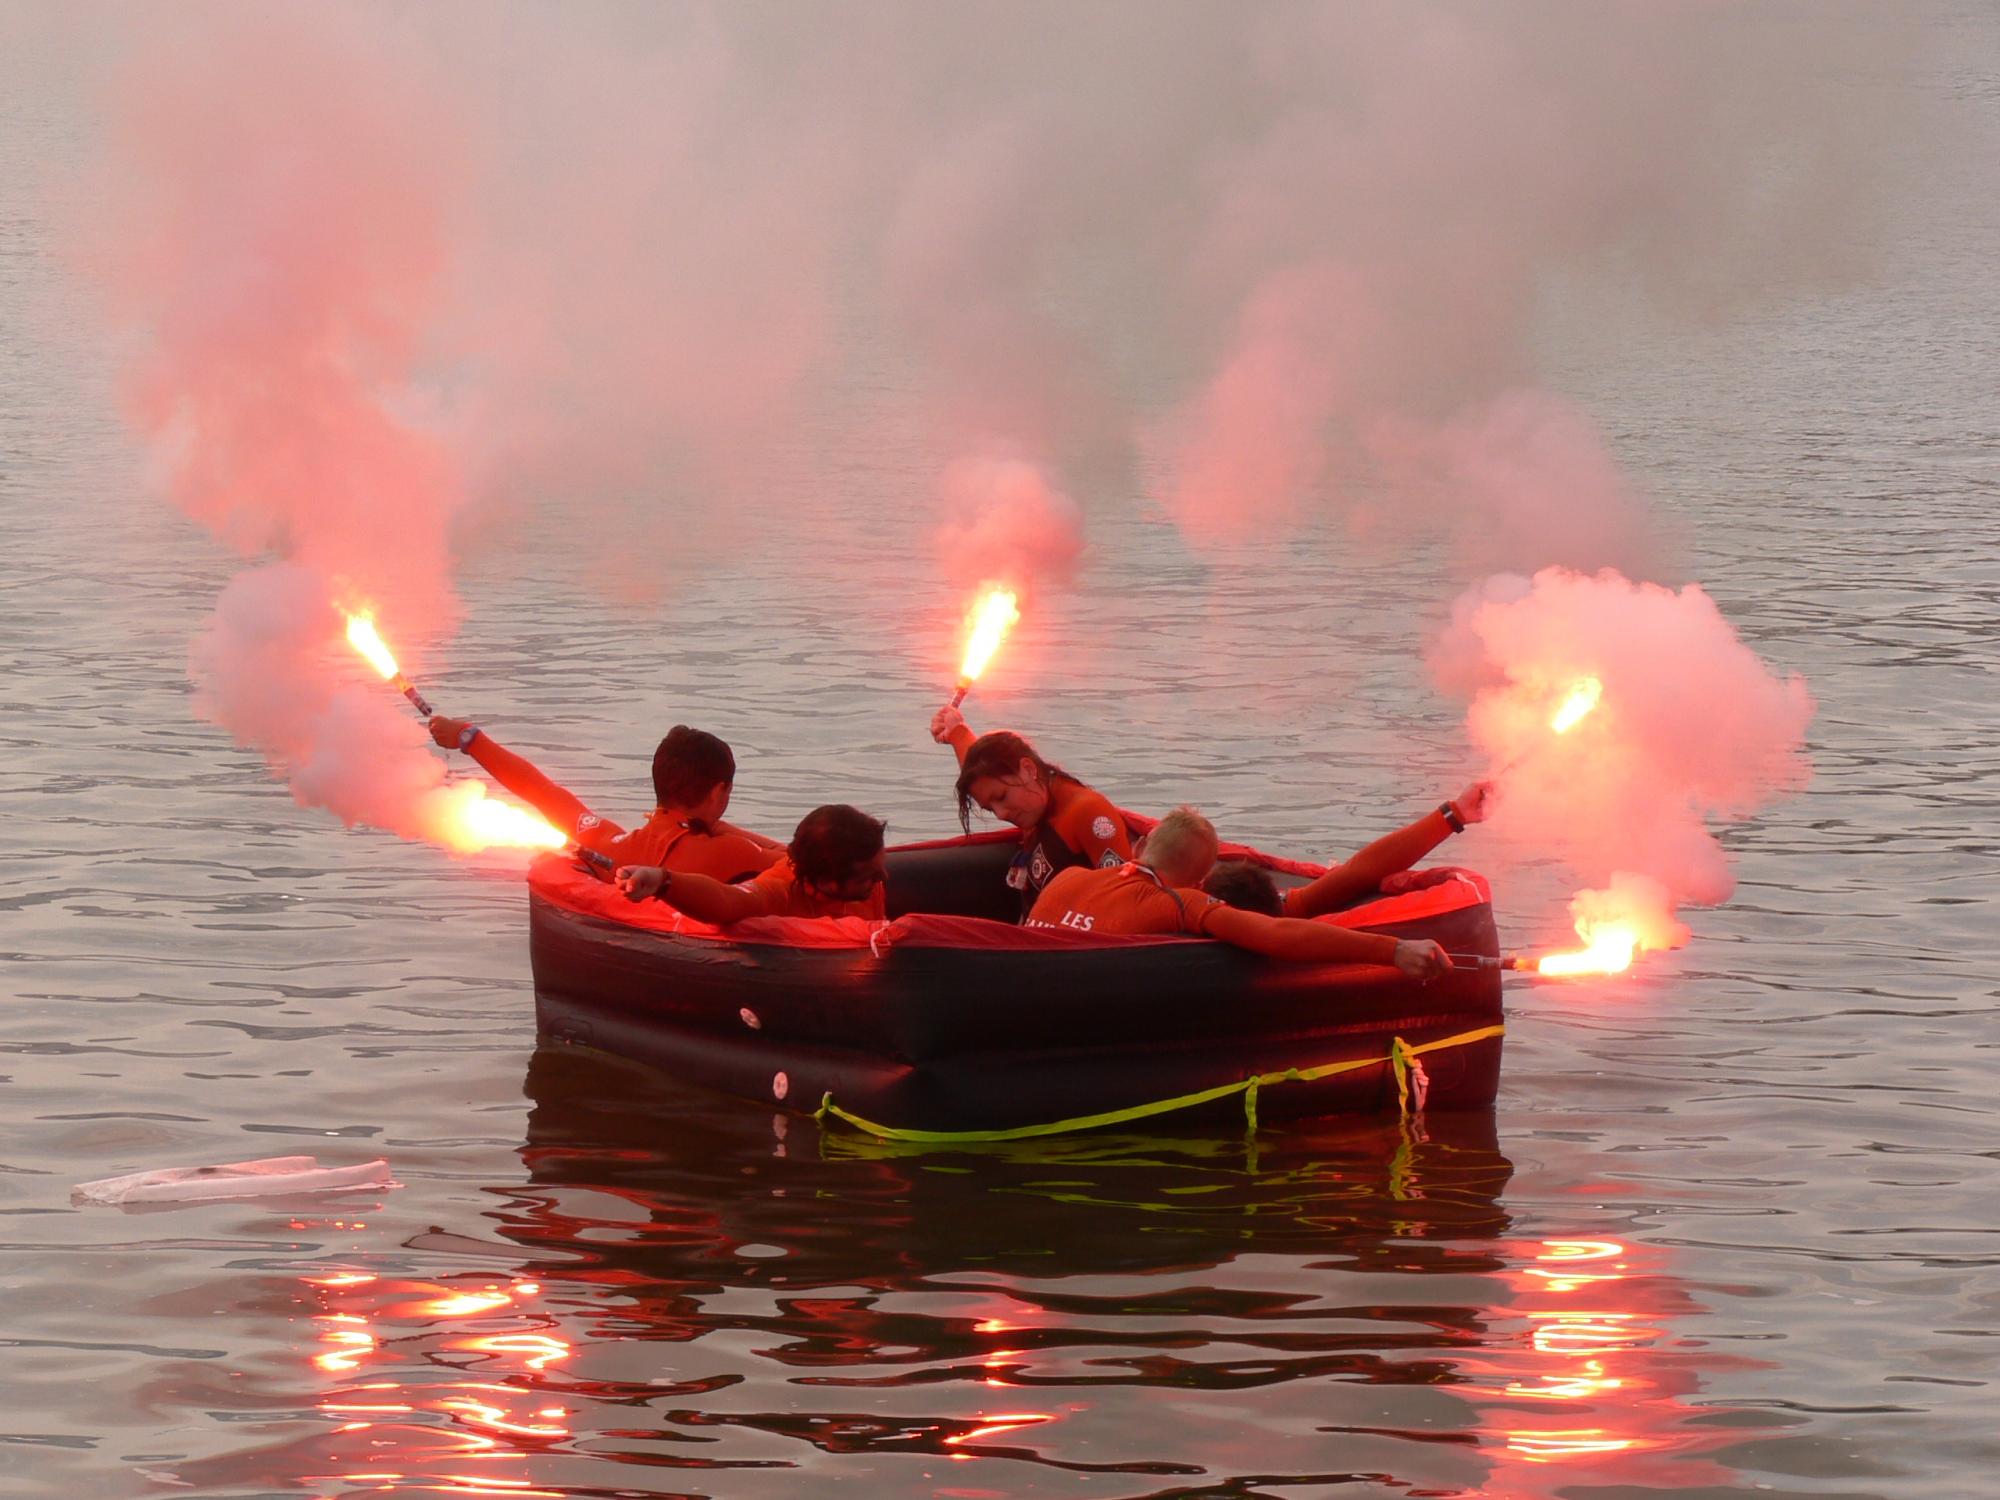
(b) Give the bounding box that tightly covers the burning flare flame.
[1525,875,1684,978]
[344,611,401,680]
[340,607,566,855]
[1530,922,1640,977]
[959,588,1021,685]
[444,787,567,853]
[1549,675,1602,734]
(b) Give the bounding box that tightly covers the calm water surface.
[4,11,1998,1499]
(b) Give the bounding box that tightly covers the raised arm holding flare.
[930,704,1131,916]
[1204,781,1496,919]
[428,717,781,882]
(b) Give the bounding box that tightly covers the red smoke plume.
[84,11,476,845]
[934,453,1085,598]
[56,4,1887,859]
[1431,567,1814,951]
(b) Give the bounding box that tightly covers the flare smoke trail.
[79,10,492,846]
[59,2,1895,852]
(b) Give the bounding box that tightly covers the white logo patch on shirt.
[577,813,602,833]
[1098,849,1122,868]
[1091,815,1117,841]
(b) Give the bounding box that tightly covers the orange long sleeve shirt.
[465,731,779,882]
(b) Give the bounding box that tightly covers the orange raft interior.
[527,828,1504,1140]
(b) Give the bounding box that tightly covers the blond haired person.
[1026,807,1451,981]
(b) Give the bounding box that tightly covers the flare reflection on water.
[153,1048,1762,1494]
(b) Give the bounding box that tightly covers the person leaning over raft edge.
[930,703,1132,919]
[616,804,888,923]
[1202,779,1496,918]
[1028,806,1453,982]
[428,715,783,882]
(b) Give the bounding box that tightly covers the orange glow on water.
[313,1323,376,1374]
[944,1412,1054,1446]
[1507,1428,1641,1461]
[1505,1358,1627,1401]
[1527,1267,1625,1293]
[958,588,1020,685]
[1529,1313,1659,1355]
[464,1331,571,1370]
[424,1290,517,1318]
[301,1272,577,1496]
[1541,1240,1624,1261]
[439,1397,570,1439]
[1490,1235,1690,1477]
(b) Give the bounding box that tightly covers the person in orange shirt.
[929,705,1131,917]
[1202,781,1496,918]
[1028,807,1451,981]
[616,804,887,923]
[427,716,782,882]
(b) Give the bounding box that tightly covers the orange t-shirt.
[943,726,1130,903]
[733,856,886,922]
[586,811,780,884]
[1042,777,1129,870]
[1027,863,1223,937]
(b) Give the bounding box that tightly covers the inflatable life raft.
[528,828,1505,1140]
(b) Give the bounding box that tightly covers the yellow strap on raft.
[813,1023,1505,1143]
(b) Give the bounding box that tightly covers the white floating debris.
[73,1155,397,1206]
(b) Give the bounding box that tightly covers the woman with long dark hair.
[930,704,1131,917]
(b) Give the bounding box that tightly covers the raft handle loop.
[1389,1037,1434,1120]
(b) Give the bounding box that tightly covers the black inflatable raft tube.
[528,830,1504,1138]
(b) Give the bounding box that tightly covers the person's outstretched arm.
[1203,905,1448,979]
[1284,782,1494,920]
[929,704,978,764]
[616,865,764,925]
[429,716,602,839]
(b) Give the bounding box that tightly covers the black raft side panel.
[528,895,1500,1062]
[884,838,1021,923]
[529,893,1504,1133]
[533,1010,1501,1133]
